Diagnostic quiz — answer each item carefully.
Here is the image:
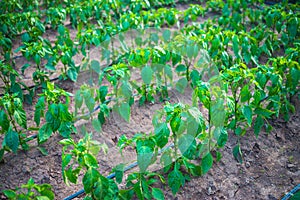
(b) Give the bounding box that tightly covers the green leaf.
[92,118,102,133]
[14,108,27,129]
[83,90,95,113]
[201,152,213,175]
[65,167,80,184]
[254,115,264,137]
[58,25,65,35]
[232,35,240,58]
[175,64,186,73]
[0,110,10,131]
[152,188,164,200]
[187,45,194,59]
[114,164,125,184]
[287,17,298,39]
[83,168,100,193]
[255,107,274,118]
[168,168,185,195]
[38,123,53,143]
[178,134,196,159]
[37,146,48,156]
[211,99,225,127]
[4,127,19,153]
[137,145,153,172]
[3,190,16,198]
[162,29,171,42]
[154,123,170,148]
[120,81,132,98]
[242,105,252,126]
[176,78,188,94]
[141,65,153,85]
[91,60,101,74]
[217,129,228,148]
[233,144,243,163]
[84,153,99,168]
[240,85,251,102]
[62,154,72,169]
[118,102,130,122]
[34,97,45,126]
[99,86,108,103]
[164,65,173,80]
[67,68,78,82]
[0,148,4,161]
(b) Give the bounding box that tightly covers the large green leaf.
[83,168,100,193]
[141,65,153,85]
[38,123,53,143]
[154,123,170,148]
[4,127,19,153]
[168,168,185,195]
[178,134,196,159]
[137,145,153,172]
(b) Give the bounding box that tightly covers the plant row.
[1,0,300,199]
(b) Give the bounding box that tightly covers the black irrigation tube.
[282,184,300,200]
[64,143,175,200]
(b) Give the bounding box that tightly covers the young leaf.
[201,152,213,175]
[141,65,153,85]
[34,97,45,126]
[83,153,99,168]
[233,144,243,163]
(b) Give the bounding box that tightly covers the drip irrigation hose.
[64,143,175,200]
[282,184,300,200]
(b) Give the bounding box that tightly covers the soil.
[0,4,300,200]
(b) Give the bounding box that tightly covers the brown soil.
[0,5,300,200]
